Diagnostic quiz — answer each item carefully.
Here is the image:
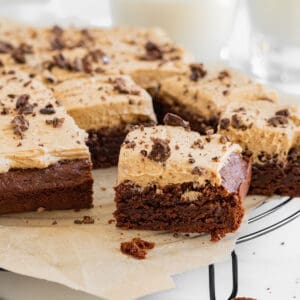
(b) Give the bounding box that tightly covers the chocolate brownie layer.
[0,159,93,214]
[153,93,219,134]
[115,152,251,241]
[249,147,300,196]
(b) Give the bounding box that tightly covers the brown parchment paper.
[0,168,269,300]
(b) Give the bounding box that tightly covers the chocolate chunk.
[11,115,29,138]
[219,135,229,144]
[189,63,207,81]
[148,138,171,162]
[140,149,147,157]
[163,113,190,129]
[218,70,230,80]
[53,53,72,70]
[191,166,206,175]
[45,117,65,128]
[211,156,220,162]
[10,43,33,64]
[1,107,9,115]
[39,103,56,115]
[112,77,140,95]
[267,115,288,127]
[231,114,248,130]
[123,140,136,149]
[275,109,290,117]
[120,237,155,259]
[141,41,163,61]
[220,118,230,130]
[188,157,195,164]
[191,139,204,149]
[0,41,13,53]
[16,94,33,114]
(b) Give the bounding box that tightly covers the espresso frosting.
[118,125,242,187]
[0,67,90,173]
[159,66,278,120]
[53,74,156,130]
[218,101,300,164]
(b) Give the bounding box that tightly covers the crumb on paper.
[74,216,95,225]
[120,238,155,259]
[52,220,57,225]
[108,219,115,224]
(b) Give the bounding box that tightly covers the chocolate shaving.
[267,115,289,127]
[140,41,163,61]
[45,117,64,128]
[163,113,190,129]
[189,63,207,81]
[148,138,171,162]
[11,115,29,138]
[120,238,155,259]
[15,94,33,114]
[112,77,140,95]
[39,103,56,115]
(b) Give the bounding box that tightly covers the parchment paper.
[0,168,269,300]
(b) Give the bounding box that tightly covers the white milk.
[248,0,300,46]
[110,0,238,61]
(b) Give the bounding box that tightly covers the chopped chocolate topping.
[39,103,56,115]
[188,158,195,164]
[141,41,163,61]
[120,237,155,259]
[189,63,207,81]
[148,138,171,162]
[275,109,290,117]
[0,41,13,53]
[163,113,190,129]
[219,135,229,144]
[191,139,204,149]
[1,107,9,115]
[267,115,289,127]
[10,43,33,64]
[53,53,72,70]
[222,90,229,96]
[220,118,230,130]
[140,149,147,157]
[191,166,206,175]
[112,77,140,95]
[218,70,230,80]
[11,115,29,138]
[211,156,220,162]
[231,114,248,130]
[45,117,65,128]
[15,94,33,114]
[74,216,95,224]
[123,140,136,149]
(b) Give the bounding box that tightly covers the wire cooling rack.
[208,197,300,300]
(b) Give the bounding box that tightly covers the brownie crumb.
[231,114,248,130]
[220,118,230,130]
[189,63,207,81]
[74,216,95,224]
[120,237,155,259]
[45,117,65,128]
[191,166,206,175]
[141,41,163,61]
[11,115,29,138]
[163,113,190,130]
[40,103,56,115]
[52,220,57,225]
[15,94,33,114]
[112,77,140,95]
[148,138,171,162]
[108,219,115,224]
[267,115,289,127]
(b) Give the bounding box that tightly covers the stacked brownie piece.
[0,68,93,214]
[114,115,251,240]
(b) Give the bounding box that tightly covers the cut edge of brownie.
[249,146,300,197]
[114,153,251,241]
[0,159,93,214]
[86,120,156,169]
[153,91,219,134]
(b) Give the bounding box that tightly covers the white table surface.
[0,1,299,299]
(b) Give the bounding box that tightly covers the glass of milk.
[247,0,300,91]
[110,0,238,62]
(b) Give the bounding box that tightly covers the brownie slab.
[156,64,278,134]
[114,121,251,240]
[0,68,93,214]
[218,101,300,196]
